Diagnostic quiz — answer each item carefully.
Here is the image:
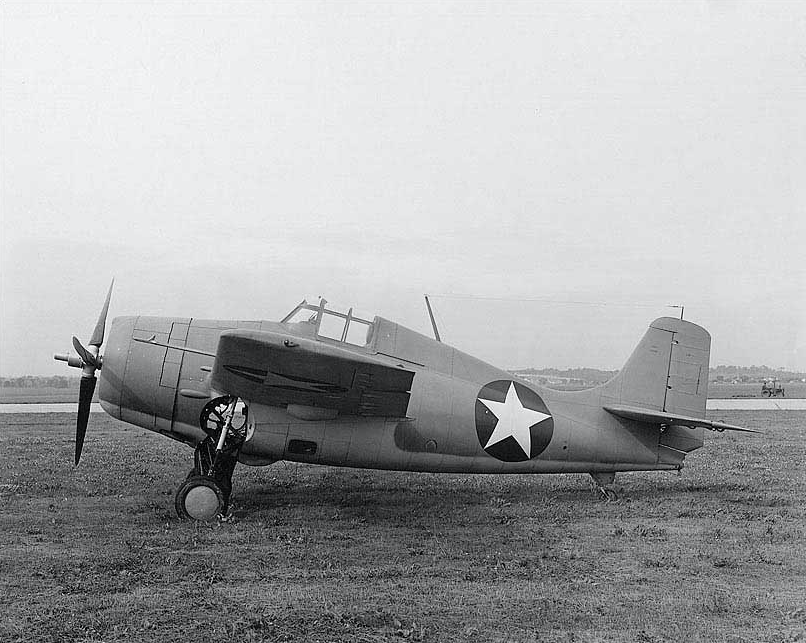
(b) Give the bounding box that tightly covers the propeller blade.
[89,278,114,347]
[72,336,100,370]
[75,376,96,465]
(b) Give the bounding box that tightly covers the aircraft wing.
[209,329,415,417]
[603,404,759,433]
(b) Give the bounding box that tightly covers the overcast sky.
[1,1,804,377]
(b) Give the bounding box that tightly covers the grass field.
[1,412,804,642]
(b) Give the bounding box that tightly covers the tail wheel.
[175,475,226,521]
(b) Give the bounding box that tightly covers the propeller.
[54,279,114,465]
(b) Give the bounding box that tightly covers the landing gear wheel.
[175,475,226,521]
[174,396,245,520]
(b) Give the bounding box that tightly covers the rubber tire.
[175,475,225,521]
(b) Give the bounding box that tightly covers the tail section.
[602,317,711,418]
[588,317,751,467]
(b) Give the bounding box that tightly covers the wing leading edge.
[603,404,759,433]
[210,329,415,417]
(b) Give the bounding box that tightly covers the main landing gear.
[175,396,248,521]
[590,472,619,502]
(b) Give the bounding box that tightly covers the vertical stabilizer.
[602,317,711,418]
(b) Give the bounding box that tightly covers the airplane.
[55,282,755,521]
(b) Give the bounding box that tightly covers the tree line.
[0,376,78,388]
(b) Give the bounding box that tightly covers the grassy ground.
[1,412,804,642]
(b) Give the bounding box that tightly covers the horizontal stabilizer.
[603,404,760,433]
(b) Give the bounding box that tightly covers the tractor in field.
[761,379,785,397]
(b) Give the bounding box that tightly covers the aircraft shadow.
[231,470,756,523]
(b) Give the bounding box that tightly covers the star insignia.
[478,382,552,458]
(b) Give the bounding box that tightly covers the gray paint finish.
[94,309,724,477]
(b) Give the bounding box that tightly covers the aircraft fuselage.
[98,314,694,476]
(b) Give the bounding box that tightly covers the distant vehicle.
[761,380,785,397]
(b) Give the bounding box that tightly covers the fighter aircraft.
[55,282,753,520]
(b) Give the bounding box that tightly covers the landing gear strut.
[175,396,247,521]
[590,472,619,502]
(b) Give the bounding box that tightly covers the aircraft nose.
[98,316,137,418]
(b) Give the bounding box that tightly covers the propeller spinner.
[54,280,114,465]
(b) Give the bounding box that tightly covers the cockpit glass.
[282,301,374,347]
[345,318,372,346]
[284,308,319,325]
[317,312,346,341]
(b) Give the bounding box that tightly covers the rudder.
[602,317,711,418]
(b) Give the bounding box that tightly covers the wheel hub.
[183,485,221,520]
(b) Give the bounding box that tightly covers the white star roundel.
[475,380,554,462]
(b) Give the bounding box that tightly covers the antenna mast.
[667,304,684,320]
[424,295,442,342]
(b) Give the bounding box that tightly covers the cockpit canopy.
[281,299,375,347]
